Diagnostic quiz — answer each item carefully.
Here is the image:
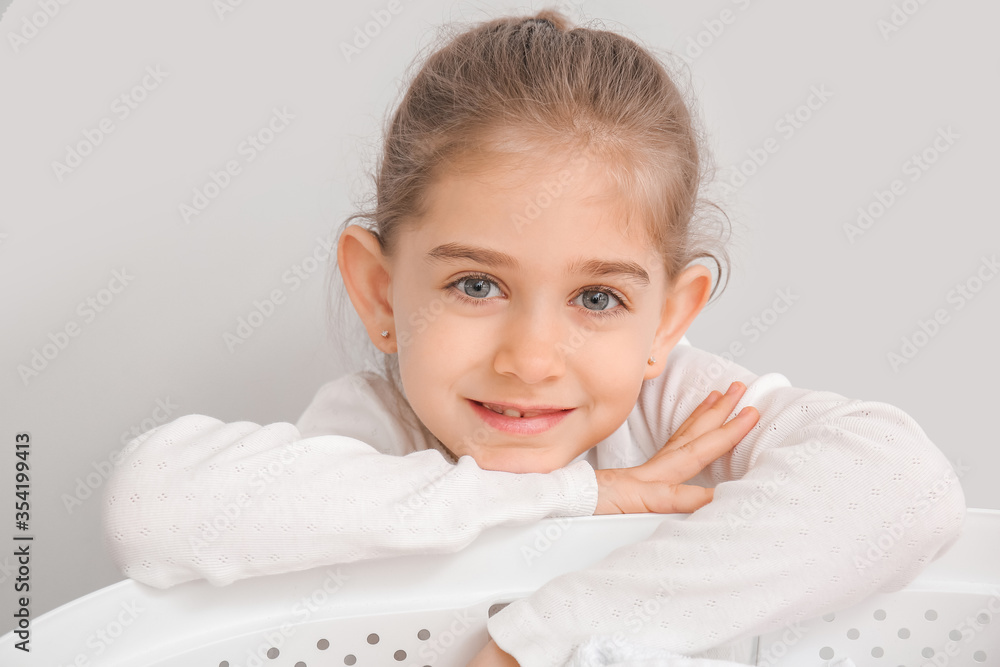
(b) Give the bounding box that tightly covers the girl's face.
[383,152,707,473]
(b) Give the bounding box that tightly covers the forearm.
[487,401,966,666]
[102,414,598,589]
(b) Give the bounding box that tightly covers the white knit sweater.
[101,337,966,666]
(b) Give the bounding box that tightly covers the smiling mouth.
[474,400,571,419]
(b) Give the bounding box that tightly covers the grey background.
[1,0,997,627]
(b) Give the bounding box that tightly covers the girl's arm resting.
[101,415,597,589]
[486,362,966,667]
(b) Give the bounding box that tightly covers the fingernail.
[726,382,742,396]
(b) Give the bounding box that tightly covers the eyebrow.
[426,242,651,287]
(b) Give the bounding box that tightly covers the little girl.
[102,9,966,667]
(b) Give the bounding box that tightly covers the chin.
[469,447,567,474]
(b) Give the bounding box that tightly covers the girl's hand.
[594,381,759,515]
[467,638,519,667]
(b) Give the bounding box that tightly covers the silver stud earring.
[647,356,656,366]
[380,330,389,338]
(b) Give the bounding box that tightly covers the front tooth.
[502,409,522,418]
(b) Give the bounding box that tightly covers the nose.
[492,299,568,384]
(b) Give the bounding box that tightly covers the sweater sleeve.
[101,376,598,589]
[487,343,967,666]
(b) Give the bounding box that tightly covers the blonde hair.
[327,8,731,425]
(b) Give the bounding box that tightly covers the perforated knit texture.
[102,341,966,667]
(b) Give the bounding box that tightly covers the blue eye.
[455,276,502,299]
[576,289,621,312]
[447,273,629,319]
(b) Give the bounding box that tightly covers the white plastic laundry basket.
[0,509,996,666]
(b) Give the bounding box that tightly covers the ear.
[337,225,396,354]
[644,263,713,379]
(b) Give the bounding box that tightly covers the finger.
[666,484,715,513]
[668,390,723,441]
[663,382,748,452]
[654,406,760,482]
[640,482,714,514]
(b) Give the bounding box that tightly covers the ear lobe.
[644,264,713,378]
[337,225,396,352]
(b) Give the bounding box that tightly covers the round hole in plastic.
[394,650,407,661]
[973,650,987,662]
[873,609,886,620]
[344,655,357,665]
[819,647,834,659]
[317,639,329,650]
[266,647,279,659]
[294,663,306,667]
[220,662,229,667]
[898,628,910,639]
[822,613,835,622]
[417,628,431,640]
[847,628,860,639]
[949,629,962,641]
[922,647,935,658]
[367,633,380,645]
[871,647,884,658]
[925,609,938,621]
[977,612,991,625]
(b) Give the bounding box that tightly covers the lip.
[476,399,572,414]
[468,399,574,436]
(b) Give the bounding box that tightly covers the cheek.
[396,306,476,385]
[574,320,649,370]
[586,362,641,414]
[571,326,649,411]
[395,284,495,362]
[393,278,468,337]
[394,283,450,354]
